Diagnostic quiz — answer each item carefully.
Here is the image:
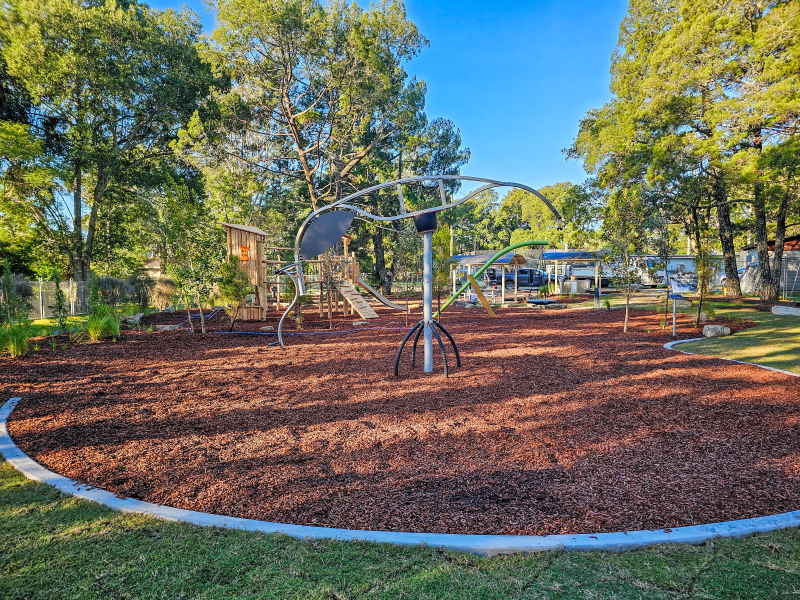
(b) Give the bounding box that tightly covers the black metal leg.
[430,324,449,378]
[410,322,425,367]
[394,322,423,377]
[433,320,461,367]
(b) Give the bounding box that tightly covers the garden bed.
[3,306,798,537]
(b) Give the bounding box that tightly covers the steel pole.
[422,230,434,373]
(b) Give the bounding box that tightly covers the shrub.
[52,269,68,332]
[0,323,30,358]
[704,303,716,320]
[603,298,612,310]
[0,260,33,325]
[97,276,135,307]
[77,312,120,342]
[151,276,177,310]
[127,272,154,313]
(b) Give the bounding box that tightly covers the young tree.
[51,268,68,332]
[151,182,224,334]
[602,188,651,333]
[217,255,252,331]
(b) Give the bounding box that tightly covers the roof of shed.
[219,222,268,237]
[542,250,605,261]
[451,252,527,266]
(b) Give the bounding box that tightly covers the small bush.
[74,312,120,342]
[1,260,33,325]
[603,298,612,310]
[704,303,716,320]
[0,323,30,358]
[97,276,135,307]
[151,276,177,310]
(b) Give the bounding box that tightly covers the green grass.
[678,309,800,375]
[2,462,800,599]
[28,316,87,337]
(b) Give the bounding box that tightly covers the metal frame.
[280,175,562,377]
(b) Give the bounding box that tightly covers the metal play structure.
[434,239,551,319]
[279,175,562,377]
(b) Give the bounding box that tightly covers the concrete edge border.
[3,396,800,555]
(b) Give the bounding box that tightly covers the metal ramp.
[335,281,379,319]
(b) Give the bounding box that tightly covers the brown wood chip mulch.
[2,305,798,536]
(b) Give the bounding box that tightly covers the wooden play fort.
[221,222,404,321]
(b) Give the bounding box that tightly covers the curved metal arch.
[293,175,562,293]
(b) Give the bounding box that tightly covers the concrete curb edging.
[3,395,800,555]
[664,338,800,378]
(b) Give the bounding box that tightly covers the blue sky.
[152,0,629,192]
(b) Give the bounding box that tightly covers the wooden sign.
[239,245,250,261]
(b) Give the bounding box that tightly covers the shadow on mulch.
[3,306,797,537]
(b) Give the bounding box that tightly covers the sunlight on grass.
[680,310,800,374]
[2,461,800,599]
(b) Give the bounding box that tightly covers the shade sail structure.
[451,252,528,266]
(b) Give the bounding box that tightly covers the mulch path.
[3,304,798,536]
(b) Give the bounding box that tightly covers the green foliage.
[0,321,29,357]
[51,269,68,332]
[152,181,224,334]
[88,275,101,316]
[704,303,716,321]
[0,260,32,325]
[216,256,252,331]
[77,312,120,343]
[2,0,215,280]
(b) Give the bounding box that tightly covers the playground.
[4,303,799,537]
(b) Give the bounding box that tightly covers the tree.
[602,188,651,333]
[217,255,252,331]
[151,181,224,334]
[2,0,215,280]
[188,0,427,212]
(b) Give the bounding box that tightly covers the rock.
[675,300,693,309]
[703,325,731,338]
[260,326,275,331]
[122,313,143,325]
[155,324,180,331]
[453,301,477,308]
[772,305,800,316]
[162,307,175,313]
[698,311,708,323]
[352,321,369,326]
[545,303,569,309]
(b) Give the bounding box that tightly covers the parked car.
[485,268,549,290]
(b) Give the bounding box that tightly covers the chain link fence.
[27,279,90,320]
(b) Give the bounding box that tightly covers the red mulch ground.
[2,304,798,536]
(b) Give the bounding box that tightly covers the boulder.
[155,324,180,331]
[162,307,175,313]
[453,300,478,308]
[121,313,144,325]
[772,305,800,317]
[259,325,275,331]
[703,325,731,338]
[675,299,693,309]
[352,320,369,326]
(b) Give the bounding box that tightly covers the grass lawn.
[2,463,800,599]
[678,309,800,375]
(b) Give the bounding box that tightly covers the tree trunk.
[712,174,741,297]
[753,181,778,300]
[373,227,394,295]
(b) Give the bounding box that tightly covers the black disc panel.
[300,211,355,259]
